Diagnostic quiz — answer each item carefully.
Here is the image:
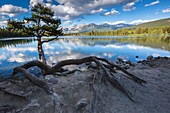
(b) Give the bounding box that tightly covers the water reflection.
[115,36,170,51]
[0,38,33,48]
[0,36,170,77]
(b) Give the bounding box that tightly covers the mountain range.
[64,18,170,34]
[64,23,133,33]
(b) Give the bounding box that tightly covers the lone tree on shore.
[7,3,63,63]
[7,3,146,108]
[7,3,62,38]
[25,3,62,63]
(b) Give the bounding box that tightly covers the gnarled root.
[11,56,146,103]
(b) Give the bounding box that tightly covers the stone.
[75,98,88,110]
[147,55,153,61]
[117,58,124,64]
[45,75,58,84]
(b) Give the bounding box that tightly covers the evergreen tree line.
[0,3,62,38]
[66,27,170,36]
[0,28,29,38]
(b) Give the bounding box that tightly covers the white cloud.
[63,20,74,25]
[0,4,28,17]
[145,0,160,7]
[91,8,106,14]
[51,4,82,20]
[104,20,126,25]
[8,54,36,63]
[103,52,115,58]
[123,2,136,11]
[50,0,138,20]
[102,45,122,49]
[129,19,154,25]
[6,47,37,52]
[0,16,7,21]
[46,0,52,2]
[0,20,7,27]
[104,9,119,16]
[126,45,149,50]
[0,53,7,60]
[162,8,170,13]
[30,0,44,7]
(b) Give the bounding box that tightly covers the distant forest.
[0,28,29,38]
[65,27,170,36]
[1,25,170,38]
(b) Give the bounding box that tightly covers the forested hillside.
[133,18,170,28]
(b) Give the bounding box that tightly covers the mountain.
[64,18,170,34]
[132,18,170,28]
[64,23,133,33]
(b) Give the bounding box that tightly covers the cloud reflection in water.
[0,37,170,77]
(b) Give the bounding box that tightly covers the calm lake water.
[0,36,170,77]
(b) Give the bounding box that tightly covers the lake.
[0,36,170,77]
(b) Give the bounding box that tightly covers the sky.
[0,0,170,28]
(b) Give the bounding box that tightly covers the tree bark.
[37,37,47,64]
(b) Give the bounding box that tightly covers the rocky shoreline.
[0,56,170,113]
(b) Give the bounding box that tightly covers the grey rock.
[45,75,58,84]
[76,98,88,110]
[147,55,153,61]
[28,99,40,107]
[117,58,124,64]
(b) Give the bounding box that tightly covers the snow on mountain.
[63,23,133,33]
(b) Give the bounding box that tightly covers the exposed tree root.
[95,57,146,84]
[11,66,62,112]
[54,69,82,76]
[12,67,54,94]
[90,74,97,113]
[11,56,146,103]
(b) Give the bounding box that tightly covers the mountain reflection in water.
[0,36,170,77]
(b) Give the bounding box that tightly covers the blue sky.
[0,0,170,27]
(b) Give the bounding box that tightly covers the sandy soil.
[0,57,170,113]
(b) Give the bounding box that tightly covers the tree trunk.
[37,37,46,64]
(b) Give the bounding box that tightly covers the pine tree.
[7,19,25,32]
[24,3,63,38]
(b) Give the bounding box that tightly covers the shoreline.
[0,56,170,113]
